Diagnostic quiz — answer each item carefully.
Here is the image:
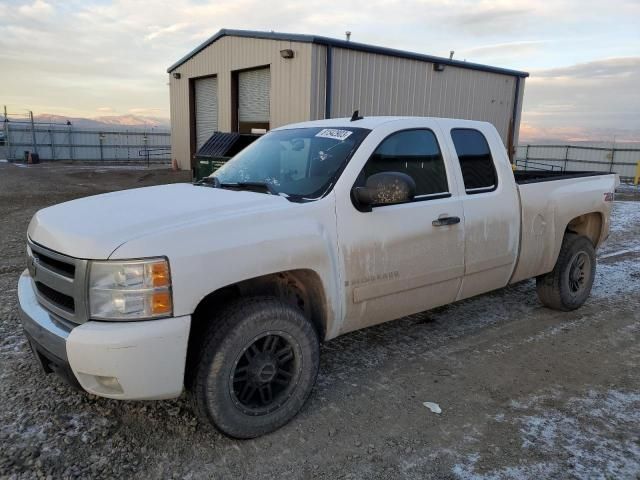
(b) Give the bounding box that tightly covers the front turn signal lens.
[149,262,171,288]
[151,291,172,315]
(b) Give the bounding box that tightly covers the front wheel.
[189,297,320,438]
[536,233,596,311]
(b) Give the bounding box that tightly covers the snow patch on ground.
[453,389,640,480]
[600,201,640,254]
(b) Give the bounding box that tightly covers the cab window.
[450,128,497,194]
[360,129,449,199]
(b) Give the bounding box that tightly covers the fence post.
[564,146,569,172]
[50,128,56,161]
[3,107,10,161]
[68,123,74,161]
[609,147,615,173]
[29,111,38,155]
[99,133,105,162]
[143,133,149,167]
[525,144,530,171]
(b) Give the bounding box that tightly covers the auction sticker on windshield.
[315,129,353,141]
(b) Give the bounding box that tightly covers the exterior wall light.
[433,63,445,72]
[280,49,295,59]
[172,72,181,79]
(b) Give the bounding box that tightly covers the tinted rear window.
[451,129,497,193]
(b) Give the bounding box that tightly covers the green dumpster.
[193,132,261,181]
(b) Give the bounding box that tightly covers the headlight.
[89,258,173,320]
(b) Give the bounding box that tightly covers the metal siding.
[328,47,517,144]
[194,76,218,149]
[309,45,326,119]
[512,78,526,147]
[169,36,313,170]
[238,68,270,123]
[168,29,528,78]
[170,36,523,170]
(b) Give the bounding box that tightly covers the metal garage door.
[195,77,218,150]
[238,68,270,131]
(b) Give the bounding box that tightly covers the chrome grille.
[27,240,89,324]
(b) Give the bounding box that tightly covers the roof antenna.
[449,50,455,60]
[345,31,351,41]
[350,110,363,121]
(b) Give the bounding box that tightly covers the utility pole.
[50,127,56,161]
[3,106,10,160]
[67,121,74,161]
[609,135,616,173]
[99,133,105,162]
[29,110,38,154]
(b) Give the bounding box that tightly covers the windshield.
[211,127,370,199]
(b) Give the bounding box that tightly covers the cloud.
[452,6,532,35]
[0,0,637,130]
[522,57,640,134]
[18,0,53,17]
[145,22,190,41]
[458,40,546,63]
[531,57,638,80]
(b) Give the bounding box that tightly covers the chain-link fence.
[2,119,170,164]
[515,144,640,182]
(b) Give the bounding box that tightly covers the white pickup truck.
[18,116,617,438]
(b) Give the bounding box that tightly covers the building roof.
[167,28,530,78]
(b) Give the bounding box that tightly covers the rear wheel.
[536,233,596,311]
[189,297,319,438]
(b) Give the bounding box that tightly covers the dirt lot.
[1,162,639,479]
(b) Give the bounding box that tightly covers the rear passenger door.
[335,127,465,334]
[445,127,520,299]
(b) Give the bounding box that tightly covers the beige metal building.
[168,29,528,171]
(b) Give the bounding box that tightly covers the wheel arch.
[192,269,329,337]
[565,211,603,247]
[185,269,329,386]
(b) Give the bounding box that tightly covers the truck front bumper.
[18,269,191,400]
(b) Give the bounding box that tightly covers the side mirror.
[352,172,416,212]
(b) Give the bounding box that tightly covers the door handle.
[432,216,460,227]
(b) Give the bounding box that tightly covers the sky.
[0,0,639,141]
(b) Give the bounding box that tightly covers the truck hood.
[28,183,290,259]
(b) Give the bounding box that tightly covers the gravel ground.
[1,162,639,479]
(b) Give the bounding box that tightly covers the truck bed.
[514,170,611,185]
[510,170,618,285]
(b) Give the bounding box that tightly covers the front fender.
[110,194,343,338]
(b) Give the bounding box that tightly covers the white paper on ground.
[423,401,442,414]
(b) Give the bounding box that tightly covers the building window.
[450,128,497,194]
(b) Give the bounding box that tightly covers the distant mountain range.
[518,123,640,145]
[32,114,170,130]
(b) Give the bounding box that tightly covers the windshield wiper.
[195,177,281,196]
[194,176,220,187]
[197,177,277,195]
[221,181,277,195]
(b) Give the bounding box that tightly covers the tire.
[189,297,320,438]
[536,233,596,311]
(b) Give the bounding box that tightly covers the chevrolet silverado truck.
[18,116,618,438]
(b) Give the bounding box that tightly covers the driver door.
[335,127,465,334]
